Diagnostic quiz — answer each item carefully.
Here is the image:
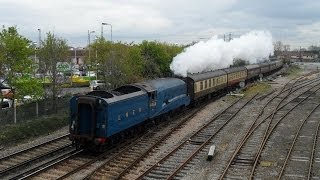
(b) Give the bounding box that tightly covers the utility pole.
[101,25,103,39]
[37,28,41,48]
[37,28,41,74]
[299,46,302,62]
[88,30,95,63]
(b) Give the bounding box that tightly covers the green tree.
[232,58,249,67]
[90,39,144,88]
[87,40,183,88]
[38,32,68,112]
[124,44,144,82]
[139,41,183,78]
[89,38,113,87]
[0,26,44,101]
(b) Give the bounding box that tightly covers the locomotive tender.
[69,61,283,149]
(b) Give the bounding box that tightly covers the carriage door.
[148,91,157,113]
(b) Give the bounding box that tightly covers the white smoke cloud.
[170,30,274,77]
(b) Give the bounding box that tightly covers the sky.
[1,0,319,49]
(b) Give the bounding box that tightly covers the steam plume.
[170,31,274,77]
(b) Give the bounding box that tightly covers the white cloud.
[297,22,320,37]
[0,0,320,48]
[1,0,172,33]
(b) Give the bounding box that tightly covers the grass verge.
[242,82,272,97]
[283,65,302,78]
[0,113,68,146]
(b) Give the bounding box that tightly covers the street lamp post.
[95,36,98,80]
[71,47,76,86]
[88,30,95,61]
[101,22,112,42]
[37,28,41,48]
[37,28,41,75]
[34,40,39,117]
[88,30,95,78]
[102,22,113,86]
[33,42,37,75]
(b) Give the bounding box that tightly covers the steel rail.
[84,94,228,180]
[307,113,320,180]
[136,95,256,179]
[166,97,259,180]
[0,134,71,176]
[56,139,134,180]
[218,80,293,179]
[252,78,298,163]
[11,149,82,180]
[277,103,320,179]
[0,133,70,161]
[112,102,211,180]
[249,85,320,179]
[219,78,320,179]
[0,143,72,176]
[162,95,257,180]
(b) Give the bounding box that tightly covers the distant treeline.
[87,39,185,87]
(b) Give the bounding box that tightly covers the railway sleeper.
[232,158,254,165]
[189,140,205,145]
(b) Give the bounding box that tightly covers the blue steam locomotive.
[69,61,283,149]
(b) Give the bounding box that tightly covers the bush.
[0,113,68,146]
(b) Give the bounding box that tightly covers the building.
[276,50,320,62]
[69,47,86,65]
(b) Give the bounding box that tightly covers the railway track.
[251,82,320,179]
[277,102,320,179]
[218,76,320,179]
[2,72,318,180]
[11,149,83,179]
[12,94,225,179]
[134,94,257,179]
[77,96,228,180]
[0,134,72,179]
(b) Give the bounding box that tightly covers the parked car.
[1,79,14,99]
[89,80,110,90]
[1,98,13,109]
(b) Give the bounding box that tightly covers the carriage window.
[126,112,129,117]
[205,80,207,89]
[200,81,203,90]
[139,108,142,112]
[213,79,215,86]
[209,79,212,87]
[118,115,121,121]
